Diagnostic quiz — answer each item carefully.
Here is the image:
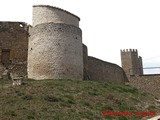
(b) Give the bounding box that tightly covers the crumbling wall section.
[0,22,29,77]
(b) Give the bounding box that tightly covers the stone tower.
[28,5,83,80]
[121,49,143,78]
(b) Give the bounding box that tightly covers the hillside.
[0,79,160,120]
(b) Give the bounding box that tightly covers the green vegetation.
[0,79,159,120]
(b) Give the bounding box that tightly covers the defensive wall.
[83,44,88,80]
[0,5,127,83]
[2,5,159,95]
[29,5,127,82]
[83,44,128,83]
[0,22,29,77]
[87,56,128,83]
[0,5,129,83]
[129,75,160,98]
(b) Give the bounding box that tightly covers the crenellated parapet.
[121,48,143,78]
[121,49,138,53]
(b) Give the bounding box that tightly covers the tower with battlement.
[121,49,143,78]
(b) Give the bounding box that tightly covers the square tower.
[121,49,143,78]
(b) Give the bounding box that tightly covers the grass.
[0,78,159,120]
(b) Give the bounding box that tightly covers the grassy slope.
[0,79,159,120]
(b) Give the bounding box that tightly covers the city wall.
[129,75,160,98]
[87,56,128,83]
[83,44,88,80]
[0,5,160,100]
[0,6,127,83]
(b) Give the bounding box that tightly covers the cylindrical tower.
[28,5,83,80]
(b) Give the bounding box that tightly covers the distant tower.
[121,49,143,78]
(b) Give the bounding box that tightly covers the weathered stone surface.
[87,56,128,83]
[0,22,29,77]
[129,75,160,98]
[28,23,83,80]
[121,49,143,78]
[121,49,160,98]
[83,44,89,80]
[28,5,83,80]
[33,5,80,27]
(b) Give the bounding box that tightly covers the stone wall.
[0,22,29,77]
[83,44,88,80]
[129,75,160,98]
[0,6,130,83]
[87,56,128,83]
[33,5,80,27]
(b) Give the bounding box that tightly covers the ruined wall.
[0,22,29,77]
[28,5,83,80]
[33,5,80,27]
[129,75,160,98]
[87,56,128,83]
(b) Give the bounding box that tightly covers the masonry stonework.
[0,5,129,83]
[87,56,128,83]
[0,5,159,100]
[0,22,29,77]
[33,5,80,27]
[83,44,89,80]
[121,49,143,78]
[129,75,160,98]
[28,5,83,80]
[121,49,160,98]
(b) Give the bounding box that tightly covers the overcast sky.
[0,0,160,73]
